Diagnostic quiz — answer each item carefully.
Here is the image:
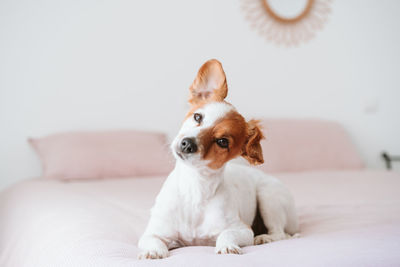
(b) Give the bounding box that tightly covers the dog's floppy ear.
[189,59,228,105]
[242,120,264,165]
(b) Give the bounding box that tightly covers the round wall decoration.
[241,0,332,46]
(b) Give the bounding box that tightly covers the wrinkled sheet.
[1,170,400,267]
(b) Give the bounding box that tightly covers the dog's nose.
[180,138,197,154]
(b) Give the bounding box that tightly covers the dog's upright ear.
[189,59,228,105]
[242,120,264,165]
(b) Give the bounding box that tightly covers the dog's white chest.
[174,198,227,246]
[151,163,259,248]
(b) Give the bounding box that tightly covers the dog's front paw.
[216,244,242,255]
[138,249,169,260]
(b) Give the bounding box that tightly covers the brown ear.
[242,120,264,165]
[189,59,228,105]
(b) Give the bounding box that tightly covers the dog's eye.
[216,138,229,148]
[194,113,203,124]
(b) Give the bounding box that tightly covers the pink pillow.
[258,119,364,173]
[29,130,174,180]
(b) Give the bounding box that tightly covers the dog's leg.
[215,226,254,254]
[254,181,299,245]
[138,234,169,259]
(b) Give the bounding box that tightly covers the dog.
[138,59,299,259]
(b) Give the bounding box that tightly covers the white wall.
[1,0,400,191]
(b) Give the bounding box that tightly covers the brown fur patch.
[198,111,248,169]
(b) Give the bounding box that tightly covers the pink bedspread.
[1,170,400,266]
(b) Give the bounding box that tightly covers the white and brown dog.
[138,59,299,259]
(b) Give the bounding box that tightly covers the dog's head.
[171,59,264,170]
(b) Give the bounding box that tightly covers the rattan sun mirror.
[242,0,332,46]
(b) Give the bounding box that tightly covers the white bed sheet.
[1,170,400,267]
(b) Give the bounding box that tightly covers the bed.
[1,119,400,266]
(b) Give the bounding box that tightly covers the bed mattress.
[1,170,400,266]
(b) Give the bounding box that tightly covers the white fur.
[138,102,299,259]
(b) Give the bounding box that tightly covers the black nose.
[180,138,198,154]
